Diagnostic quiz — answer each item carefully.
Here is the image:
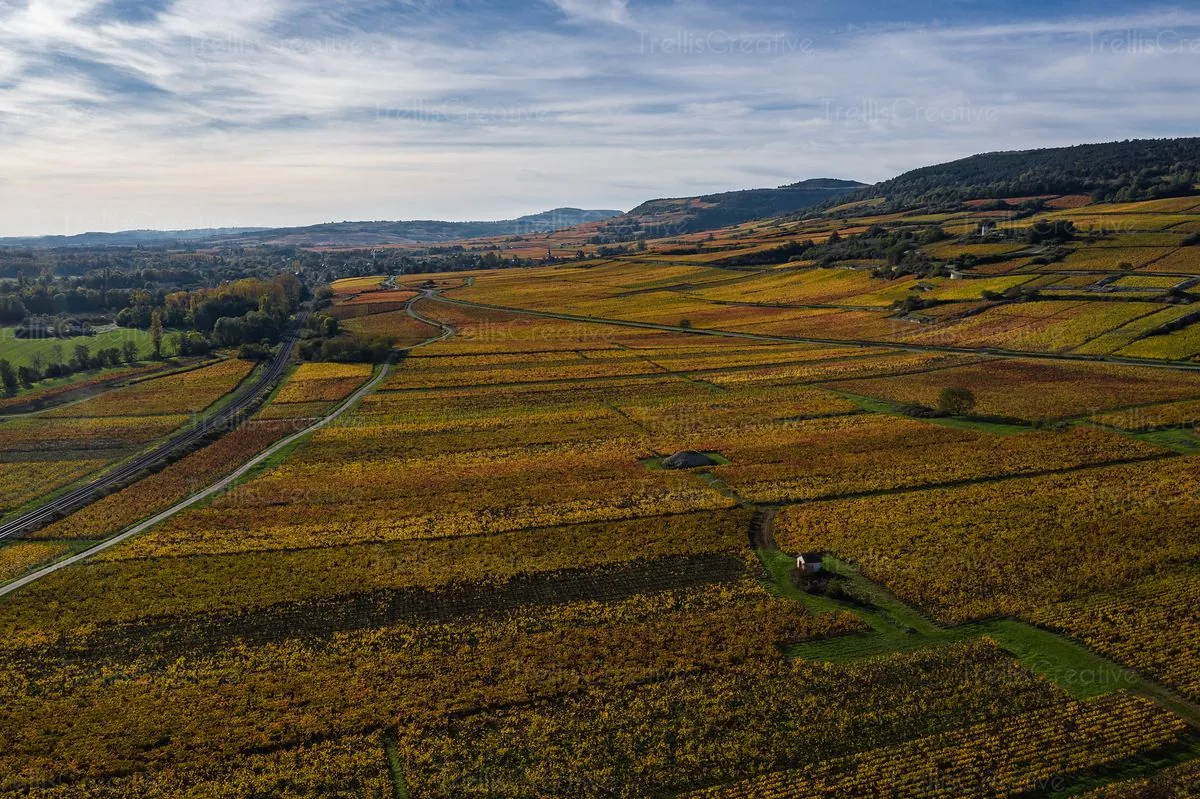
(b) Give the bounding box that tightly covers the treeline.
[0,283,131,322]
[0,246,308,282]
[821,137,1200,213]
[0,244,540,318]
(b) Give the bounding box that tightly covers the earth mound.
[662,451,719,469]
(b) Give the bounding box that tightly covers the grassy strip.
[1130,428,1200,454]
[829,388,1032,435]
[770,552,1200,724]
[383,733,411,799]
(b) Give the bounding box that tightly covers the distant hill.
[830,137,1200,213]
[0,227,272,249]
[212,208,623,247]
[600,179,865,239]
[0,209,623,249]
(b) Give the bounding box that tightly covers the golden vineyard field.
[3,191,1200,797]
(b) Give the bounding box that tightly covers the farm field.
[259,362,374,419]
[4,190,1200,797]
[1,259,1199,799]
[825,358,1200,420]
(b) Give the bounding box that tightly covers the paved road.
[409,290,457,342]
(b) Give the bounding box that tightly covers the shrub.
[938,387,976,417]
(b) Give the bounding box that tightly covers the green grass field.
[0,326,152,371]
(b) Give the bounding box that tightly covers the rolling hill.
[0,209,623,250]
[215,208,624,247]
[596,178,866,239]
[827,137,1200,213]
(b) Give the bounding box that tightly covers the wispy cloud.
[548,0,634,27]
[1,1,1199,235]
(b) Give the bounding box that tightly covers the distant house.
[796,552,824,576]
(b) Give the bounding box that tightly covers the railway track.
[0,314,306,542]
[0,295,448,596]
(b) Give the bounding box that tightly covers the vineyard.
[775,457,1200,623]
[1,191,1200,796]
[1027,568,1200,702]
[826,358,1200,420]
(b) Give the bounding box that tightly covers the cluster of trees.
[900,388,978,420]
[117,273,303,351]
[0,242,558,328]
[717,239,813,267]
[1027,220,1078,245]
[0,282,129,321]
[295,311,393,363]
[297,333,393,363]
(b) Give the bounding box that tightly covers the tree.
[0,360,16,396]
[122,340,139,365]
[0,295,27,324]
[1027,220,1076,245]
[938,387,976,417]
[72,344,91,371]
[150,310,164,359]
[17,366,35,389]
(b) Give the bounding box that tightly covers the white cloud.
[547,0,634,27]
[1,2,1199,234]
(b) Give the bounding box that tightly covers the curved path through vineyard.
[0,296,455,598]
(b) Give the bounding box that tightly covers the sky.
[1,0,1199,236]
